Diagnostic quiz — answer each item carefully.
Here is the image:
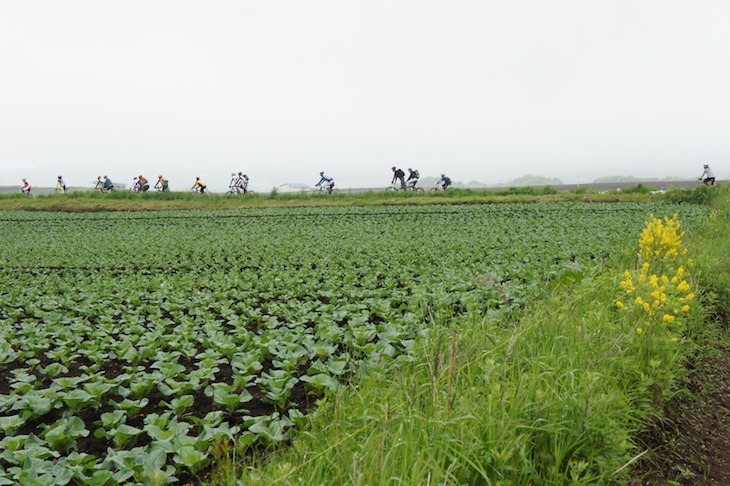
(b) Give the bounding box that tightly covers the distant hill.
[592,175,687,183]
[486,174,563,187]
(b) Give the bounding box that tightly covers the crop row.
[0,203,710,484]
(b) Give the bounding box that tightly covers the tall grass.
[206,186,727,485]
[213,275,667,484]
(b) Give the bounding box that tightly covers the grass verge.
[0,185,710,212]
[202,186,728,485]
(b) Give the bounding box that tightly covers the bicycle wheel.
[429,187,440,192]
[414,187,424,193]
[385,186,399,192]
[246,190,256,195]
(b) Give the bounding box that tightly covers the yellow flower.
[616,301,624,308]
[663,314,675,323]
[635,296,644,305]
[636,327,643,335]
[682,305,690,312]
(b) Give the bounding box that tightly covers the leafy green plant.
[41,417,89,451]
[257,370,299,409]
[204,383,253,412]
[93,410,143,448]
[162,394,194,415]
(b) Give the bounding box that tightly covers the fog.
[2,1,728,192]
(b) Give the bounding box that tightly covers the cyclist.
[96,176,114,192]
[699,164,716,186]
[315,171,335,194]
[228,173,239,193]
[155,175,169,191]
[191,177,207,193]
[391,166,406,189]
[56,176,66,194]
[137,175,150,192]
[406,168,420,190]
[104,176,114,192]
[21,178,32,195]
[237,172,250,194]
[437,174,452,191]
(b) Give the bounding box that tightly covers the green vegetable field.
[0,203,711,484]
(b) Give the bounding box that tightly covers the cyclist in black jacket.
[391,166,406,189]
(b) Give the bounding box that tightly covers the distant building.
[278,183,310,193]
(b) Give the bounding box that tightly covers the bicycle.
[312,185,340,195]
[95,181,113,193]
[385,183,424,193]
[429,183,449,192]
[225,186,256,195]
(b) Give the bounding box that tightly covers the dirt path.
[632,345,730,484]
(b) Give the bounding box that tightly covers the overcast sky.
[1,1,728,191]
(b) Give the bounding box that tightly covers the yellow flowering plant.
[614,214,699,405]
[617,214,695,340]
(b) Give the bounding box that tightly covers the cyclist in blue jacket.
[315,171,335,194]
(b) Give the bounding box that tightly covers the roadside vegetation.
[0,184,712,212]
[205,185,729,485]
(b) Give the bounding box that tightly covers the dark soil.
[0,354,322,486]
[632,343,730,484]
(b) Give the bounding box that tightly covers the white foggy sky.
[1,1,729,192]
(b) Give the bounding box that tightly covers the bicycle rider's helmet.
[196,177,200,180]
[243,174,248,179]
[158,175,163,178]
[58,175,62,179]
[441,174,445,177]
[320,171,324,175]
[391,166,396,170]
[704,164,709,168]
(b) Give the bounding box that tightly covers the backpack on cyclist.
[413,169,420,179]
[444,177,451,185]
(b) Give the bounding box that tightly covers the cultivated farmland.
[0,203,710,484]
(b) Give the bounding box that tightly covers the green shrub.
[622,183,652,194]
